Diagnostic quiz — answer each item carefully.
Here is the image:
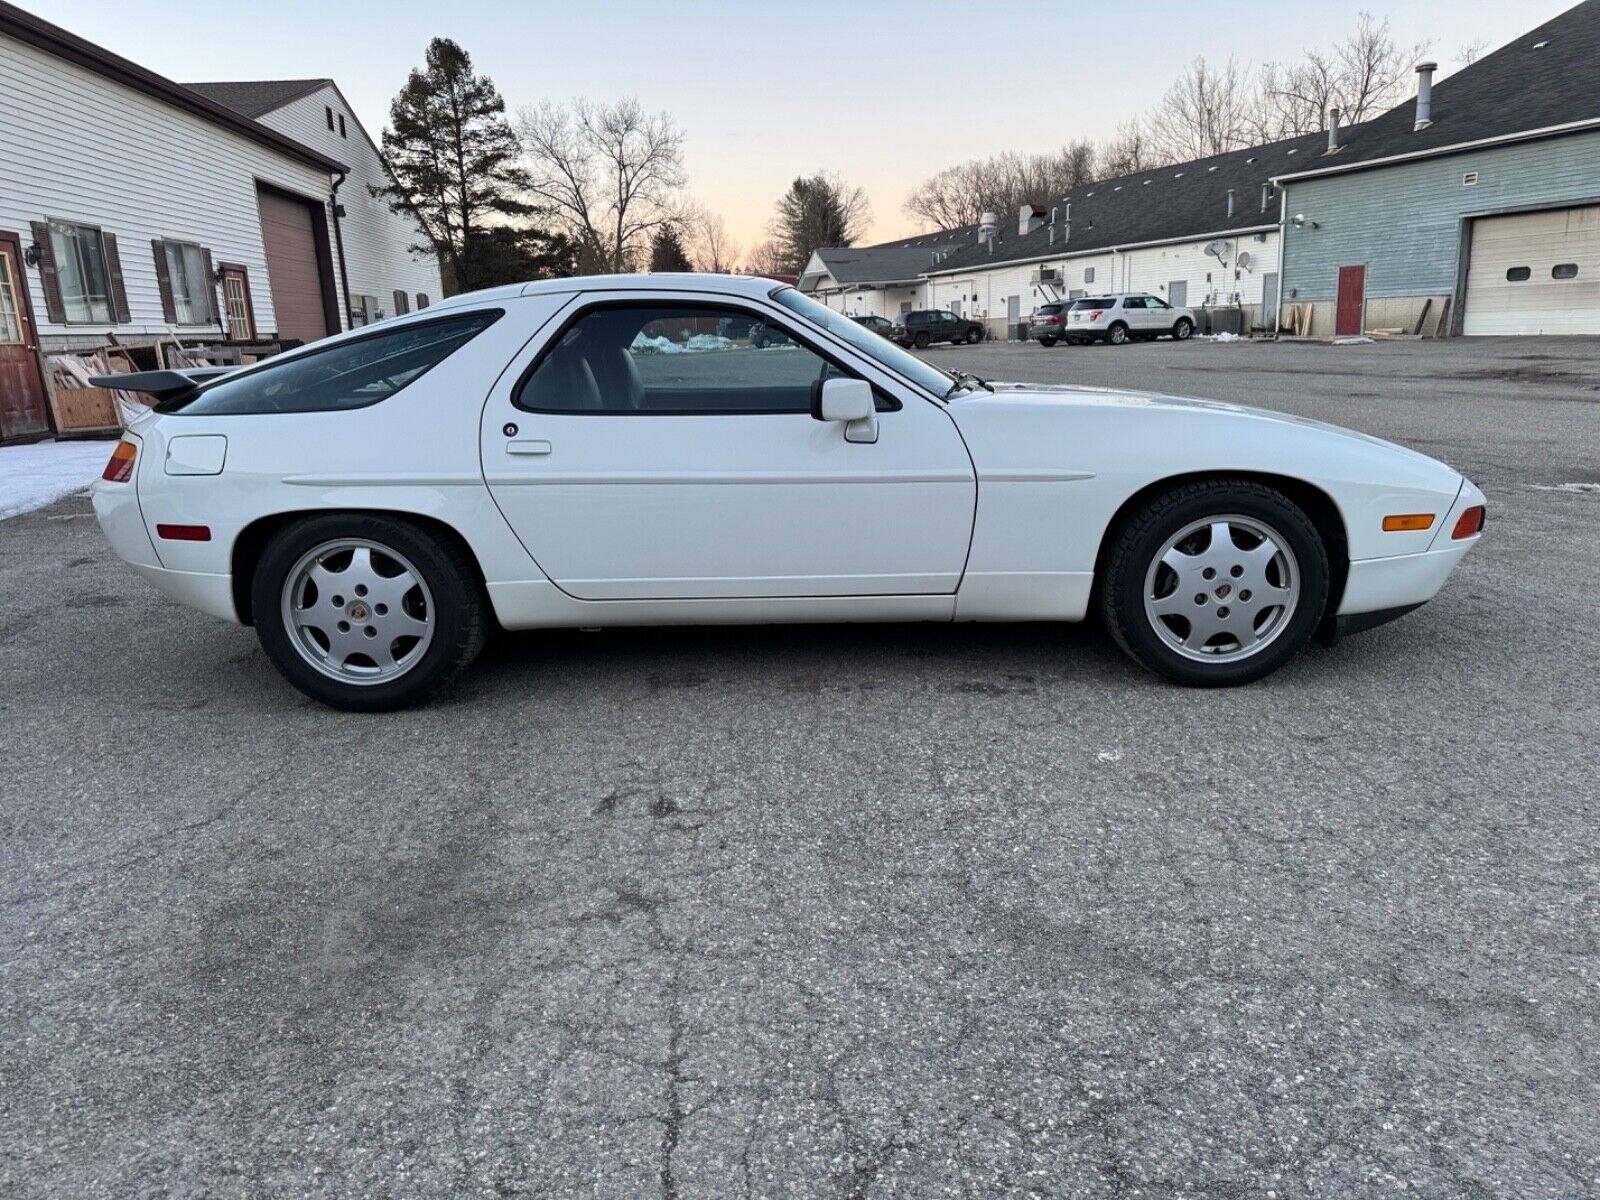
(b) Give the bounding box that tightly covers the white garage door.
[1464,205,1600,335]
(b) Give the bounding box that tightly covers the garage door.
[257,188,331,344]
[1464,205,1600,335]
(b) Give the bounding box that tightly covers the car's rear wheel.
[913,331,930,348]
[1038,336,1058,347]
[1098,481,1328,686]
[1173,318,1194,341]
[1106,322,1129,345]
[252,513,486,711]
[965,327,982,344]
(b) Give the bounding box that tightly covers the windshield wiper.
[945,369,993,396]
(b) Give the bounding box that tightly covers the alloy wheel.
[279,538,435,684]
[1142,514,1300,663]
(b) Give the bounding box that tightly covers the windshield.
[770,288,953,399]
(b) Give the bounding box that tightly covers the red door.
[1335,265,1366,337]
[0,232,53,441]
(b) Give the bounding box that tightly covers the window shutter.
[200,248,217,323]
[393,289,409,315]
[416,293,429,309]
[29,221,65,324]
[102,233,131,323]
[151,239,177,322]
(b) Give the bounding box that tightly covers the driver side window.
[516,303,851,415]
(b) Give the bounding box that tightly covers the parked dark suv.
[850,314,895,337]
[892,309,986,348]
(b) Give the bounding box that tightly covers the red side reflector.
[156,524,212,542]
[1451,505,1486,539]
[102,440,137,483]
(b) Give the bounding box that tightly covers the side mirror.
[810,377,878,444]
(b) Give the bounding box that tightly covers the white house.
[0,2,439,442]
[186,79,442,327]
[797,228,975,319]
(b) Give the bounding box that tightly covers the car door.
[1120,296,1148,331]
[479,293,976,600]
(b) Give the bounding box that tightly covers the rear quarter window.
[167,310,503,415]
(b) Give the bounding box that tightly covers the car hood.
[964,381,1452,469]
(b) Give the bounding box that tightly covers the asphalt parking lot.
[2,336,1597,1198]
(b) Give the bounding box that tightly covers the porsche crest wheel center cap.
[348,602,369,620]
[1214,584,1232,600]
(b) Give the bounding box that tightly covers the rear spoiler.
[87,367,237,402]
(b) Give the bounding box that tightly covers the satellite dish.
[1237,251,1253,271]
[1204,240,1229,259]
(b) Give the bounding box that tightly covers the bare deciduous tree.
[1253,13,1430,137]
[687,209,740,273]
[745,239,793,277]
[1097,120,1171,178]
[904,143,1099,230]
[516,97,686,274]
[1146,56,1259,161]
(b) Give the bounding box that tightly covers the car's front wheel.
[1098,481,1329,686]
[251,514,487,711]
[1173,317,1194,340]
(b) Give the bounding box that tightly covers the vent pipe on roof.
[1062,201,1071,245]
[979,211,999,249]
[1260,182,1272,212]
[1326,106,1342,152]
[1414,61,1437,130]
[1226,188,1236,219]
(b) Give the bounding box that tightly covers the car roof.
[427,273,789,314]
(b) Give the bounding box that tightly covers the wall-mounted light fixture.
[23,242,42,267]
[1290,213,1320,230]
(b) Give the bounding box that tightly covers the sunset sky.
[32,0,1574,256]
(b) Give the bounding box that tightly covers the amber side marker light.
[1382,513,1435,532]
[1452,505,1486,539]
[101,440,137,483]
[156,524,212,542]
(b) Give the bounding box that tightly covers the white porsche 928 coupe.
[92,274,1485,711]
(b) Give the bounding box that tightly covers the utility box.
[1200,306,1245,337]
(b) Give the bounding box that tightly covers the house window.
[416,292,430,309]
[1084,266,1095,283]
[338,113,347,138]
[325,105,334,130]
[1553,263,1579,280]
[162,240,214,325]
[47,220,113,323]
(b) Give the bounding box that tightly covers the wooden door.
[0,232,52,441]
[221,266,255,341]
[1335,265,1366,337]
[257,189,330,344]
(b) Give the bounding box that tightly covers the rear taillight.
[1452,505,1486,539]
[1089,309,1104,320]
[1048,316,1061,324]
[102,439,137,483]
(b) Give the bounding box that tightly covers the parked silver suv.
[1065,293,1195,346]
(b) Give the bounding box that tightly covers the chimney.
[1226,188,1236,219]
[1326,106,1342,152]
[1414,61,1437,130]
[1018,205,1044,236]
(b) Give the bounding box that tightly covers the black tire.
[1106,322,1129,346]
[251,513,487,711]
[1173,318,1194,341]
[1038,336,1058,347]
[965,327,982,344]
[913,331,930,348]
[1098,480,1329,687]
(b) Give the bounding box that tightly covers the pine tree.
[376,39,536,293]
[648,227,693,273]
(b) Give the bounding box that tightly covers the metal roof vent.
[1226,188,1236,218]
[1414,61,1437,130]
[1533,39,1549,48]
[1326,106,1342,153]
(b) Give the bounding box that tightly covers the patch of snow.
[1203,331,1242,343]
[1096,749,1123,763]
[629,332,734,354]
[1332,336,1376,345]
[0,439,115,519]
[1529,482,1600,494]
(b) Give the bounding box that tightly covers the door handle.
[507,439,552,456]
